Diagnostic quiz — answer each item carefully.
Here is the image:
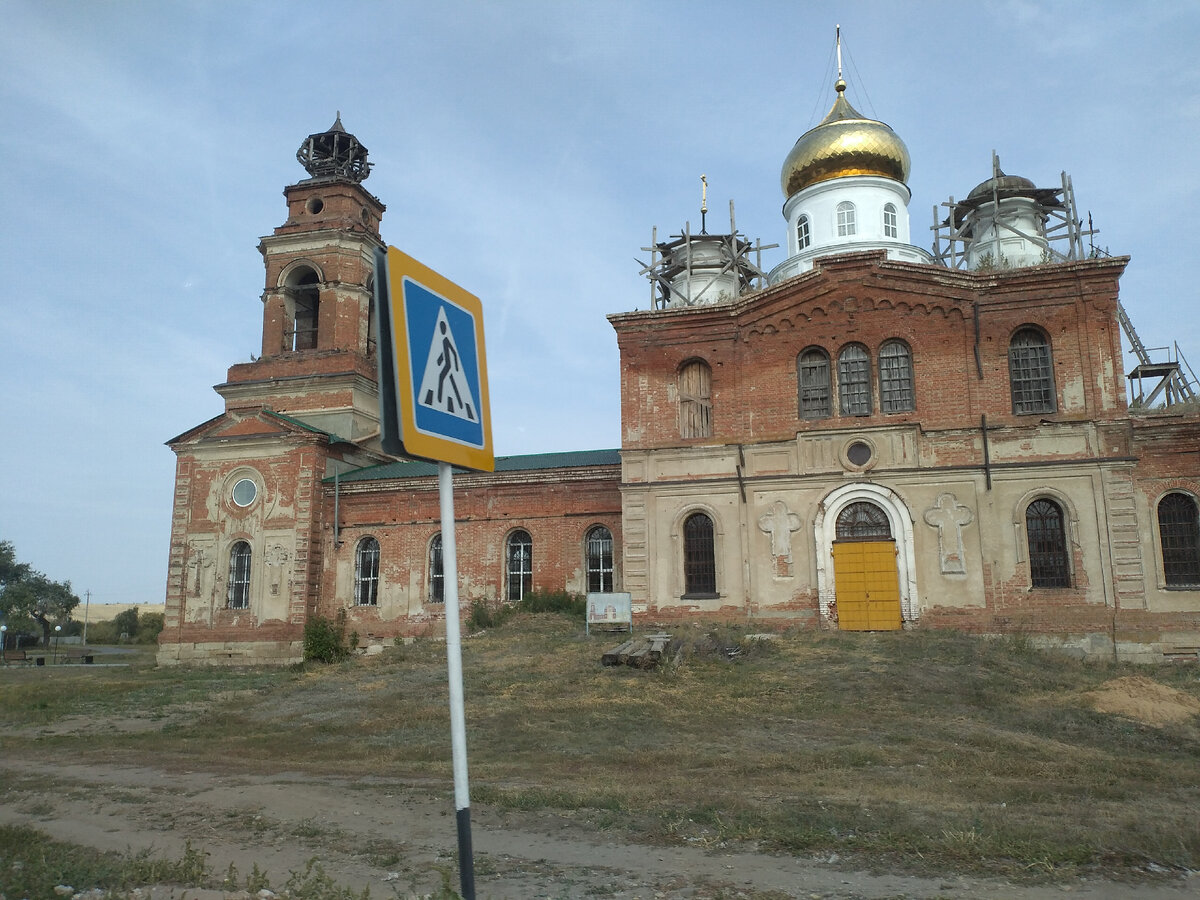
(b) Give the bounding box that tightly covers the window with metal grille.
[798,347,832,419]
[838,344,872,416]
[796,214,811,250]
[679,360,713,439]
[1026,498,1071,587]
[506,529,533,602]
[1158,493,1200,587]
[586,526,614,593]
[683,513,716,596]
[1009,327,1056,415]
[883,203,898,239]
[227,541,251,609]
[835,502,892,541]
[429,533,444,602]
[878,339,914,412]
[836,201,856,236]
[354,536,380,606]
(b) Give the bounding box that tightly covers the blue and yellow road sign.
[374,246,494,472]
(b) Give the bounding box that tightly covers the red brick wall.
[610,252,1129,453]
[324,465,623,637]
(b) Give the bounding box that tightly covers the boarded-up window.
[838,344,872,416]
[798,347,832,419]
[878,340,914,413]
[679,360,713,438]
[1009,327,1056,415]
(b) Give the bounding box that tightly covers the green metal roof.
[264,410,349,443]
[330,448,620,484]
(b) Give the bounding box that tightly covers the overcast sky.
[2,1,1198,606]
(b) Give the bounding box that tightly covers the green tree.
[113,607,139,639]
[0,541,80,648]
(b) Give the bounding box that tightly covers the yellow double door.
[832,540,902,631]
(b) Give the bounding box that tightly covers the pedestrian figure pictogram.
[418,306,476,422]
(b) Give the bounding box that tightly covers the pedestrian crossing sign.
[374,245,494,471]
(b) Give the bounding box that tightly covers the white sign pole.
[438,460,475,899]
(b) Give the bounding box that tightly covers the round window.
[306,197,324,215]
[846,441,873,467]
[232,478,258,507]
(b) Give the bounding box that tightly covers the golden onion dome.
[780,79,911,197]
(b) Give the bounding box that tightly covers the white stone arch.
[276,258,326,288]
[813,482,918,624]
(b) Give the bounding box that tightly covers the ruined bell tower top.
[296,113,371,183]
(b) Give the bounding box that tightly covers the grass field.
[2,614,1199,894]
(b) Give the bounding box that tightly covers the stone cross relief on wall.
[923,493,974,575]
[759,500,803,577]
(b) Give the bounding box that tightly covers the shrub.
[519,589,585,618]
[136,612,165,643]
[466,599,512,631]
[304,611,350,663]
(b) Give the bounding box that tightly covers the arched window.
[1026,498,1070,588]
[1009,327,1056,415]
[878,340,914,413]
[586,526,614,593]
[286,267,321,351]
[429,533,445,603]
[838,343,872,416]
[354,537,380,606]
[836,201,856,237]
[227,541,251,609]
[796,214,811,250]
[683,512,717,596]
[1158,493,1200,587]
[836,502,892,540]
[882,203,898,239]
[506,529,533,602]
[798,347,832,419]
[679,359,713,439]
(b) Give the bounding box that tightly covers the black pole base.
[456,806,475,900]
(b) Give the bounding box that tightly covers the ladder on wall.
[1118,302,1198,407]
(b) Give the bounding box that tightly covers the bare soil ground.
[0,751,1196,899]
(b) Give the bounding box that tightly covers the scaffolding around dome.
[638,198,777,310]
[931,152,1093,270]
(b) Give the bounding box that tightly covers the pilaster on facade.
[1103,467,1147,609]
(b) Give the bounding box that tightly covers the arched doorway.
[831,500,902,631]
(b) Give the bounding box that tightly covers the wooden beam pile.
[601,633,672,669]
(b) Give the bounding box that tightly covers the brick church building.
[159,81,1200,666]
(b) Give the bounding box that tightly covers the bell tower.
[217,114,386,443]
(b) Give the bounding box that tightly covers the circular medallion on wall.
[231,477,259,508]
[843,439,876,471]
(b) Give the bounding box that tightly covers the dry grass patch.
[3,616,1200,882]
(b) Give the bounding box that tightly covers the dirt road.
[1,755,1196,899]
